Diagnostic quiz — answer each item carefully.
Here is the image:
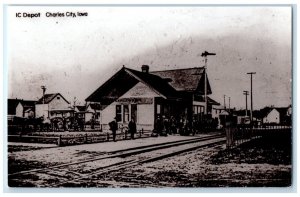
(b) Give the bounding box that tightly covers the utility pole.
[247,72,256,123]
[243,91,249,116]
[228,97,231,112]
[223,95,226,109]
[201,51,216,115]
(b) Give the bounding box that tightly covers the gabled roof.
[151,67,212,94]
[8,99,36,115]
[125,68,178,99]
[75,105,86,112]
[36,93,70,104]
[255,106,289,119]
[193,95,220,106]
[219,109,230,115]
[86,66,214,105]
[89,103,102,110]
[258,107,273,119]
[275,107,289,122]
[21,100,36,108]
[275,107,288,116]
[8,99,21,115]
[86,67,178,104]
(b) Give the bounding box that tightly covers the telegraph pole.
[243,91,249,116]
[223,95,226,109]
[201,51,216,115]
[247,72,256,123]
[228,97,231,112]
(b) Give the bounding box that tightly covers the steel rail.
[8,134,224,177]
[49,138,225,187]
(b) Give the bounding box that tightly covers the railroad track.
[8,134,225,187]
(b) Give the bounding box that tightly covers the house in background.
[8,99,22,120]
[262,108,280,124]
[86,65,220,131]
[212,105,230,127]
[35,93,72,119]
[256,106,292,125]
[21,100,36,118]
[8,99,36,121]
[74,105,86,121]
[217,108,231,127]
[85,103,101,123]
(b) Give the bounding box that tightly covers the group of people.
[154,115,190,136]
[44,116,85,132]
[154,115,219,136]
[109,117,137,142]
[108,115,220,141]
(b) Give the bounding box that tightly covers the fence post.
[19,132,22,142]
[84,133,88,143]
[226,127,234,149]
[107,133,110,141]
[57,135,62,146]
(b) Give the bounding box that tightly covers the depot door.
[131,104,137,122]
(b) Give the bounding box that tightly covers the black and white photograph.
[5,5,293,189]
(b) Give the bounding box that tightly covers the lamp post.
[201,51,216,115]
[247,72,256,123]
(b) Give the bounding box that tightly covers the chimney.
[141,65,149,73]
[41,86,46,104]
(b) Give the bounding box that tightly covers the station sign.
[116,97,153,104]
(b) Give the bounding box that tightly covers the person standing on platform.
[128,118,137,140]
[155,115,163,136]
[109,117,118,142]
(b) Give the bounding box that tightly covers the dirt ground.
[7,135,292,187]
[73,143,291,187]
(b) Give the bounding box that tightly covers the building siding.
[48,95,70,110]
[15,103,23,117]
[35,104,49,118]
[120,82,159,98]
[101,82,158,131]
[137,104,154,130]
[263,109,280,124]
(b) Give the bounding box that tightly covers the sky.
[7,6,292,109]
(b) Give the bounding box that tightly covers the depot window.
[116,105,122,122]
[123,105,129,123]
[157,104,161,114]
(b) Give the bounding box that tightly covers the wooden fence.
[226,125,292,149]
[8,129,153,147]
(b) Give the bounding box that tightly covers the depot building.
[85,65,220,131]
